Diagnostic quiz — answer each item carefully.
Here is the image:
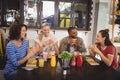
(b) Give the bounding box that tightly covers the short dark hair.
[68,27,76,33]
[9,23,27,40]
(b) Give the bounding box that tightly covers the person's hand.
[44,39,54,46]
[27,48,36,58]
[89,44,94,50]
[67,39,71,44]
[74,40,80,46]
[48,39,54,44]
[67,39,77,45]
[89,44,98,53]
[88,45,94,53]
[88,44,96,57]
[92,45,101,54]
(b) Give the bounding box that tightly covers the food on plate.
[87,58,95,63]
[26,58,37,67]
[86,58,99,65]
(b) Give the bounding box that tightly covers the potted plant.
[59,51,72,69]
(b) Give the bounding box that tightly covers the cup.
[43,52,48,61]
[39,58,44,67]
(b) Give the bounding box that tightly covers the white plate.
[22,67,34,71]
[31,55,40,59]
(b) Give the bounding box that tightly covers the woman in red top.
[89,29,118,69]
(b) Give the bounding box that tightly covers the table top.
[14,58,120,80]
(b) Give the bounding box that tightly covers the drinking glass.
[39,58,44,67]
[43,52,48,61]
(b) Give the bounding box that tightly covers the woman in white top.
[35,23,59,56]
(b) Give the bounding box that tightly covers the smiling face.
[96,32,105,44]
[20,26,27,39]
[42,25,50,37]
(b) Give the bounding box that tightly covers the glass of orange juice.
[39,58,44,67]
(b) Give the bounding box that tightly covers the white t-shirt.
[35,32,57,52]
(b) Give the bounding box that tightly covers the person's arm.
[93,46,114,67]
[54,41,59,55]
[34,42,43,54]
[18,51,32,65]
[6,45,19,66]
[88,45,96,57]
[59,38,68,54]
[19,45,38,65]
[34,36,44,54]
[98,52,113,67]
[6,44,34,66]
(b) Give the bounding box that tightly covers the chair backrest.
[117,52,120,64]
[0,32,3,55]
[0,70,5,80]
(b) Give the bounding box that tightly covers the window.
[0,0,92,30]
[22,0,92,30]
[6,10,20,25]
[0,0,20,26]
[59,2,71,28]
[24,0,37,27]
[74,3,87,29]
[42,1,55,27]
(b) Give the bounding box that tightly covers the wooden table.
[14,58,120,80]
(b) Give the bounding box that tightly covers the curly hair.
[9,23,27,40]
